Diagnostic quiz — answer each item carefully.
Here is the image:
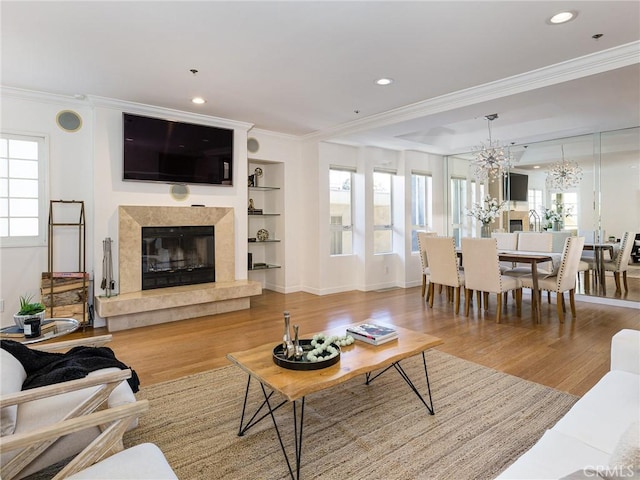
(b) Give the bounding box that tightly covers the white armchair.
[1,400,177,479]
[1,335,138,480]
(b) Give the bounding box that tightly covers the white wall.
[90,99,253,326]
[0,89,94,326]
[316,142,446,294]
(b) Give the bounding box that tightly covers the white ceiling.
[1,1,639,156]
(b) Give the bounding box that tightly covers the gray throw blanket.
[1,339,139,392]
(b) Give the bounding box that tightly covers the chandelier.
[472,113,512,182]
[545,146,583,190]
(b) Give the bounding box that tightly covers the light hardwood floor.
[66,287,639,397]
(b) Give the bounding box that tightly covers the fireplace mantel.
[95,205,261,331]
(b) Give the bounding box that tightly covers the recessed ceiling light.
[548,11,577,24]
[375,78,394,86]
[191,97,206,104]
[533,165,541,169]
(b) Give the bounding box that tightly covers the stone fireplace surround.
[95,205,261,331]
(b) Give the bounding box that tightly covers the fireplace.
[94,205,262,332]
[141,225,215,290]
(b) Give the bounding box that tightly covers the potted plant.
[14,294,46,329]
[467,196,506,237]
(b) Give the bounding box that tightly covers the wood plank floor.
[66,287,640,397]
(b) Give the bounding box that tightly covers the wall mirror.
[445,126,639,303]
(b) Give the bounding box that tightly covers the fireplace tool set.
[101,237,115,297]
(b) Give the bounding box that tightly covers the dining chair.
[417,231,437,302]
[504,232,554,277]
[461,238,522,324]
[520,236,585,323]
[423,236,465,313]
[585,232,636,292]
[491,232,518,271]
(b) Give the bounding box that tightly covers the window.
[329,168,353,255]
[373,171,393,254]
[450,177,467,246]
[410,172,432,252]
[0,134,47,247]
[528,188,544,228]
[552,192,578,229]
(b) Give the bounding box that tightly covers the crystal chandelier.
[472,113,512,182]
[545,146,583,190]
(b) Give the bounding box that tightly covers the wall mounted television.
[123,113,233,186]
[505,172,529,202]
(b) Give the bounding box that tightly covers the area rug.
[121,350,578,480]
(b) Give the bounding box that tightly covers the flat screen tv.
[505,172,528,202]
[123,113,233,186]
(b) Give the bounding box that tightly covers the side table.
[0,318,80,344]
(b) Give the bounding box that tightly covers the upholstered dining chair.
[423,236,465,313]
[520,235,585,323]
[584,232,636,292]
[417,231,437,302]
[491,232,518,272]
[461,238,523,324]
[507,232,554,275]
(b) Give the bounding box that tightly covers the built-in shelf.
[249,264,281,270]
[248,161,283,278]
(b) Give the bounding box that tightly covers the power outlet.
[0,299,4,313]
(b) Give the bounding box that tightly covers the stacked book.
[346,322,398,346]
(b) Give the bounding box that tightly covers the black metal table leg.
[236,375,306,480]
[237,375,287,436]
[365,351,435,415]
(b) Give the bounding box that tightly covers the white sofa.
[496,329,640,479]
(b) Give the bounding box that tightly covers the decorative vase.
[282,311,294,359]
[552,221,561,231]
[481,224,491,238]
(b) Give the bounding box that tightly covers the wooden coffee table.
[226,324,443,479]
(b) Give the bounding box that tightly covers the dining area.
[416,230,628,325]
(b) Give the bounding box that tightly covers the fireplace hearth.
[142,225,215,290]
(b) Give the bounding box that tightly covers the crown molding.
[87,95,254,131]
[248,127,300,142]
[303,41,640,143]
[0,86,90,107]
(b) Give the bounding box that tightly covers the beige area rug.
[120,350,578,480]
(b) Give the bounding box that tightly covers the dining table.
[457,248,562,324]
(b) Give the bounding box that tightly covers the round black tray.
[273,339,340,371]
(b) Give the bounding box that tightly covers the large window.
[373,171,393,254]
[329,168,353,255]
[0,134,47,247]
[410,172,432,252]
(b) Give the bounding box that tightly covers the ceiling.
[1,1,639,156]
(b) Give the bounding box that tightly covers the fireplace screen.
[141,226,214,290]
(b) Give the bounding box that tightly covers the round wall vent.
[247,137,260,153]
[170,184,190,201]
[56,110,83,132]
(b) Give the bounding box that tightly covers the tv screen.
[123,113,233,186]
[506,173,528,201]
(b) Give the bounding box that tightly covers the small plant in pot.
[14,294,46,330]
